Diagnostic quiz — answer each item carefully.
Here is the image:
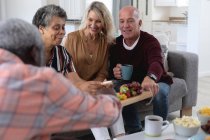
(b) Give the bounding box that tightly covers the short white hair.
[0,18,44,66]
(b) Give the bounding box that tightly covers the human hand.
[141,76,159,96]
[101,80,114,88]
[78,81,103,95]
[113,64,122,79]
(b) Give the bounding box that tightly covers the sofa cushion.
[169,77,188,104]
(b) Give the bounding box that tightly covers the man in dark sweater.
[109,6,173,133]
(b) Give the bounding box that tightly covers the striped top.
[0,48,121,140]
[46,45,75,75]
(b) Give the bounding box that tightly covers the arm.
[66,72,103,95]
[141,40,163,95]
[168,50,198,108]
[42,70,121,134]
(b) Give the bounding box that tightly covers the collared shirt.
[0,49,121,140]
[46,45,76,76]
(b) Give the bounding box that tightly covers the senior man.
[0,18,121,140]
[109,6,173,134]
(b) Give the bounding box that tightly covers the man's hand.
[113,64,122,79]
[141,76,159,95]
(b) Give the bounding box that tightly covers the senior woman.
[65,1,113,81]
[64,1,125,140]
[32,4,102,94]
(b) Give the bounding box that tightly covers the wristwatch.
[147,73,157,81]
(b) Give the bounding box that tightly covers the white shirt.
[123,36,140,50]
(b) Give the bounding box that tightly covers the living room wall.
[188,0,210,77]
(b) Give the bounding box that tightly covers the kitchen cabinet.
[135,0,153,33]
[152,22,178,50]
[152,21,188,51]
[137,0,153,21]
[155,0,189,7]
[58,0,85,20]
[142,21,152,34]
[152,22,172,40]
[155,0,176,6]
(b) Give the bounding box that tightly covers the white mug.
[144,115,169,137]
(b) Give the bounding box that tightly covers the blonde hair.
[80,1,115,44]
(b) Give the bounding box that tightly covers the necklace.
[85,39,97,56]
[83,29,100,58]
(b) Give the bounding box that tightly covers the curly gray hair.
[0,18,44,66]
[32,4,67,28]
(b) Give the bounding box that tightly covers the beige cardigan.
[65,30,109,81]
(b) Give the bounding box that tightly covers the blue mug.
[121,64,133,80]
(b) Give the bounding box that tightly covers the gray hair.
[80,1,115,44]
[32,4,67,28]
[0,18,45,66]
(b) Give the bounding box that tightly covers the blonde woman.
[65,1,114,81]
[65,1,125,140]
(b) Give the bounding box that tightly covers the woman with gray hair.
[64,1,125,140]
[32,4,103,94]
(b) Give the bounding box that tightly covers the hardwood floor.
[196,76,210,110]
[168,76,210,120]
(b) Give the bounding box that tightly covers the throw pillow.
[160,44,169,72]
[154,33,169,72]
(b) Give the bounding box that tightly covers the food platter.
[120,91,152,107]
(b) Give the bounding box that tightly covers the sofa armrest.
[168,50,199,108]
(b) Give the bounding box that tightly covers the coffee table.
[113,123,206,140]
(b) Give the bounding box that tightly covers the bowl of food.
[201,120,210,134]
[173,116,200,137]
[197,107,210,125]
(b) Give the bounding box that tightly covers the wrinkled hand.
[113,64,122,79]
[141,76,159,96]
[78,81,103,95]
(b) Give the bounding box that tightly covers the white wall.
[1,0,45,23]
[187,0,210,77]
[198,0,210,77]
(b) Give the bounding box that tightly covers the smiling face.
[119,7,141,43]
[39,16,66,48]
[85,10,103,36]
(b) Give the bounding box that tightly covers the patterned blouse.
[46,45,75,76]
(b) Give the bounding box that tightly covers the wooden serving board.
[120,91,153,107]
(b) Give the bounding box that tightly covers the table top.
[120,91,152,107]
[113,123,208,140]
